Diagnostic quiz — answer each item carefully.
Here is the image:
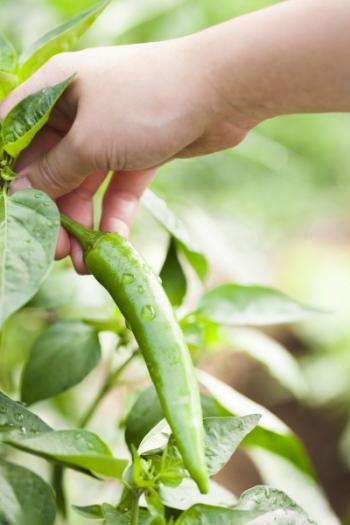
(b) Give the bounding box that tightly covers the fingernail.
[9,177,32,194]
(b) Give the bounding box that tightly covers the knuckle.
[38,154,66,195]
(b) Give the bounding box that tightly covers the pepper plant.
[0,2,339,525]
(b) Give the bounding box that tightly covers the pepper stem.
[60,213,101,251]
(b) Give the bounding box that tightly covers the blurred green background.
[1,0,350,521]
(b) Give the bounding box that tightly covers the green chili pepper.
[60,214,209,494]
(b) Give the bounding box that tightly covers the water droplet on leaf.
[35,193,42,198]
[138,286,145,294]
[141,305,156,321]
[0,406,7,414]
[14,413,24,422]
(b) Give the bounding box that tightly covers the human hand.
[0,40,255,273]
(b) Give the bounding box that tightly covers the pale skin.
[0,0,349,273]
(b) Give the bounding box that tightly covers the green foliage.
[2,75,74,158]
[142,190,208,280]
[197,370,315,478]
[160,239,187,307]
[0,71,18,101]
[0,189,59,329]
[21,319,101,404]
[0,459,56,525]
[0,32,17,73]
[195,284,323,326]
[18,0,111,81]
[175,486,312,525]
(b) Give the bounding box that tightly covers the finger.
[9,124,95,200]
[8,125,65,177]
[55,226,71,261]
[100,168,158,237]
[57,170,108,274]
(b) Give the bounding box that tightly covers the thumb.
[10,127,94,200]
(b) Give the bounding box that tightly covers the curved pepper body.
[60,216,208,494]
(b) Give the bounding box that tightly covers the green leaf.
[247,449,339,525]
[21,320,101,405]
[0,71,18,101]
[126,386,218,453]
[72,504,104,519]
[125,385,165,451]
[1,429,128,479]
[138,419,172,457]
[0,189,60,329]
[18,0,111,81]
[160,238,187,307]
[228,328,308,399]
[141,190,208,280]
[195,284,323,326]
[159,478,237,511]
[160,435,187,487]
[145,487,165,517]
[0,32,17,73]
[0,459,56,525]
[203,415,261,476]
[197,370,315,478]
[2,75,74,158]
[103,506,156,525]
[0,391,52,436]
[175,485,316,525]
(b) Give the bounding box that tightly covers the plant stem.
[130,492,141,525]
[60,213,101,251]
[80,351,137,428]
[52,465,66,518]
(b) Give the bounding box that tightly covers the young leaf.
[0,189,60,329]
[203,415,261,476]
[160,238,187,307]
[103,505,156,525]
[72,504,104,519]
[0,71,18,101]
[2,429,128,479]
[160,435,187,488]
[175,485,316,525]
[195,284,323,326]
[159,478,237,511]
[138,419,172,457]
[18,0,111,81]
[21,320,101,405]
[0,459,56,525]
[0,32,17,73]
[141,190,208,280]
[2,75,74,158]
[0,391,52,436]
[197,370,315,478]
